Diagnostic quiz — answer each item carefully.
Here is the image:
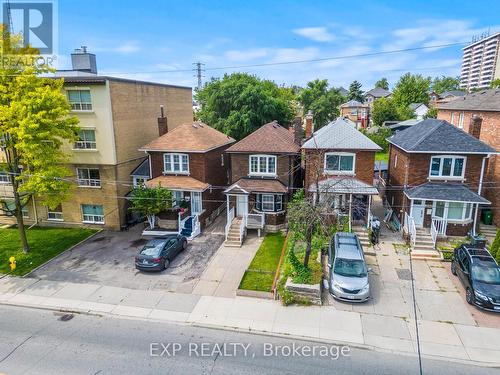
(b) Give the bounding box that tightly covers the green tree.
[0,27,79,253]
[298,79,344,130]
[195,73,295,140]
[392,73,431,108]
[348,80,364,102]
[431,76,460,94]
[129,185,172,229]
[371,97,400,127]
[374,78,389,90]
[491,79,500,89]
[362,127,393,153]
[424,107,438,119]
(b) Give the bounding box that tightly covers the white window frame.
[74,129,97,150]
[81,204,105,224]
[133,176,148,187]
[172,190,184,207]
[261,194,275,212]
[324,152,356,175]
[249,154,277,176]
[450,112,455,125]
[190,191,202,215]
[458,112,464,129]
[429,155,466,180]
[67,89,93,111]
[163,153,189,174]
[432,201,473,222]
[76,168,101,187]
[47,205,64,221]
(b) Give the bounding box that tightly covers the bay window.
[324,153,355,174]
[249,155,276,175]
[164,153,189,174]
[255,194,283,212]
[432,201,473,222]
[429,156,465,179]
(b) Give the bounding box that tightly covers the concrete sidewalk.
[1,275,500,366]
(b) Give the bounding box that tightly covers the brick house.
[386,119,496,243]
[138,121,235,238]
[302,118,381,230]
[364,87,391,108]
[437,89,500,226]
[223,121,301,245]
[339,100,370,129]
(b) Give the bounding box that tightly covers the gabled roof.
[405,183,490,204]
[224,178,287,194]
[340,100,368,108]
[302,117,382,151]
[140,122,235,153]
[365,87,391,98]
[438,89,500,112]
[145,175,209,192]
[440,90,466,99]
[409,103,427,110]
[338,87,349,97]
[225,121,300,154]
[387,119,496,154]
[131,158,150,177]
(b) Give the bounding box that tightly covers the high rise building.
[460,32,500,91]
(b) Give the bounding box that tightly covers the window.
[47,204,63,221]
[255,194,284,212]
[68,90,92,111]
[429,156,466,179]
[394,154,398,168]
[172,190,184,207]
[74,129,96,150]
[133,176,147,187]
[164,153,189,174]
[450,112,455,125]
[82,204,104,224]
[191,192,202,214]
[249,155,277,175]
[458,112,464,129]
[350,109,357,116]
[324,153,355,174]
[432,201,472,222]
[77,168,101,187]
[0,171,10,184]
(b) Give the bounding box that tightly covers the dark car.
[451,243,500,312]
[135,235,187,271]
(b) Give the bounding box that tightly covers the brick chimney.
[290,116,302,145]
[158,105,168,136]
[468,115,482,139]
[305,110,314,139]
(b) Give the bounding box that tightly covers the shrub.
[490,230,500,259]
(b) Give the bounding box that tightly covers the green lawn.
[375,151,389,162]
[0,227,98,276]
[239,232,285,292]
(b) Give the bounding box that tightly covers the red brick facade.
[438,109,500,226]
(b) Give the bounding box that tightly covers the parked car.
[451,243,500,312]
[327,232,371,302]
[135,235,187,271]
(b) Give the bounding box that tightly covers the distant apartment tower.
[460,32,500,91]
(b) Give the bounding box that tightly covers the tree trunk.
[11,173,30,253]
[303,226,313,268]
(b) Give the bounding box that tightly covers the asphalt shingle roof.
[308,177,378,195]
[365,87,391,98]
[439,89,500,111]
[225,121,300,154]
[340,100,368,108]
[387,119,496,154]
[439,90,466,98]
[130,158,150,177]
[302,117,382,151]
[224,178,287,194]
[405,183,490,204]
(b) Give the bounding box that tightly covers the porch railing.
[239,215,246,243]
[246,213,265,229]
[225,207,235,241]
[404,212,416,248]
[431,220,438,249]
[190,214,201,239]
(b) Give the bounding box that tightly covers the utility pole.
[193,62,205,91]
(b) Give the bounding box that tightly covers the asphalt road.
[0,305,498,375]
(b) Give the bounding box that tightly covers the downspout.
[474,155,490,236]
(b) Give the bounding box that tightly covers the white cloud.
[293,27,335,42]
[225,48,268,61]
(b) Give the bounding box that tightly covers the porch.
[223,178,288,246]
[403,182,491,250]
[308,177,379,231]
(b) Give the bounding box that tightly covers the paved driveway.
[30,221,224,294]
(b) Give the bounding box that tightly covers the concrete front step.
[411,250,441,260]
[414,245,436,252]
[225,241,242,247]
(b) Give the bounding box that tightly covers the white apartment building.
[460,32,500,91]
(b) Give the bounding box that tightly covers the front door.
[412,200,425,228]
[236,195,247,217]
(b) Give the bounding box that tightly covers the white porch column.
[226,195,230,223]
[473,203,478,236]
[348,193,352,232]
[367,195,372,225]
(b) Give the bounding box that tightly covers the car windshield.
[471,265,500,284]
[140,241,165,257]
[333,258,367,278]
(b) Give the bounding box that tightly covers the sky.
[54,0,500,90]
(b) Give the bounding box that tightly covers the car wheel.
[182,240,187,251]
[163,259,170,270]
[466,288,474,305]
[451,261,457,276]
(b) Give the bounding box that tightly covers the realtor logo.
[2,1,56,54]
